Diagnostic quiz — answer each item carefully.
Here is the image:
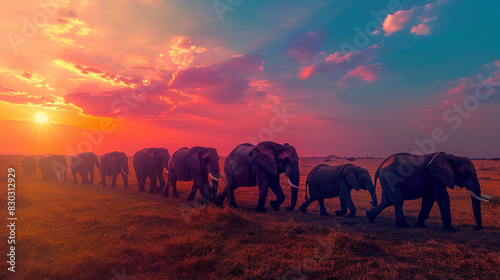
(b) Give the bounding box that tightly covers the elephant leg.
[227,184,238,209]
[299,197,317,213]
[341,195,356,217]
[83,171,89,185]
[366,190,393,223]
[318,198,329,217]
[432,184,454,231]
[73,173,78,184]
[101,172,107,186]
[394,200,410,228]
[149,171,157,193]
[111,175,117,188]
[138,177,146,192]
[415,192,434,228]
[255,169,270,212]
[122,172,128,189]
[171,180,179,197]
[336,199,348,217]
[90,168,94,184]
[269,176,285,211]
[214,187,228,207]
[187,181,198,201]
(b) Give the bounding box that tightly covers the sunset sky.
[1,0,499,157]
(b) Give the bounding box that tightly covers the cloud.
[156,36,208,70]
[382,0,447,37]
[383,9,415,36]
[342,63,382,83]
[169,53,264,104]
[0,67,55,91]
[285,31,326,63]
[423,61,500,113]
[298,44,377,79]
[42,17,92,47]
[64,91,169,117]
[410,23,431,35]
[0,86,62,107]
[55,59,142,87]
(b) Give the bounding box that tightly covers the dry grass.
[0,155,499,279]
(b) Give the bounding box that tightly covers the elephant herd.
[21,141,490,231]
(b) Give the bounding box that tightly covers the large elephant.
[71,152,99,184]
[133,148,170,193]
[38,154,67,181]
[366,152,490,231]
[99,151,129,188]
[21,156,37,175]
[163,146,220,201]
[214,141,300,212]
[299,164,377,217]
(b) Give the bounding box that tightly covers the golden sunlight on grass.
[35,112,48,123]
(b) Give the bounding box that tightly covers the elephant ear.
[343,165,360,191]
[186,149,201,173]
[250,143,278,175]
[146,151,157,168]
[428,153,456,188]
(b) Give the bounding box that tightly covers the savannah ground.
[0,155,499,280]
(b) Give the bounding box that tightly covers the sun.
[35,112,48,123]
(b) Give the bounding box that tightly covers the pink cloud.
[285,31,326,63]
[55,59,142,87]
[342,63,382,83]
[298,45,377,80]
[169,53,264,104]
[448,78,471,95]
[411,23,431,35]
[0,86,54,106]
[383,9,414,36]
[422,16,438,23]
[423,61,500,113]
[64,91,170,117]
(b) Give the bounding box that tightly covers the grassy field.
[0,155,499,279]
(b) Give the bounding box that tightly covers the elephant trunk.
[209,172,220,200]
[366,181,377,208]
[468,177,484,231]
[121,168,129,176]
[285,168,300,211]
[287,186,298,211]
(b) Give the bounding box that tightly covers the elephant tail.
[374,168,380,191]
[305,168,313,200]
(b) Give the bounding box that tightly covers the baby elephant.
[299,164,377,217]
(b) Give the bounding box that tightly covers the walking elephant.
[366,152,490,231]
[163,146,221,201]
[38,154,67,181]
[133,148,170,193]
[21,156,37,175]
[214,141,300,212]
[99,151,129,188]
[71,152,99,184]
[299,164,377,217]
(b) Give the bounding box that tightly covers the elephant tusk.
[209,173,219,181]
[481,194,491,200]
[163,167,169,174]
[287,176,299,189]
[468,190,489,202]
[121,168,129,176]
